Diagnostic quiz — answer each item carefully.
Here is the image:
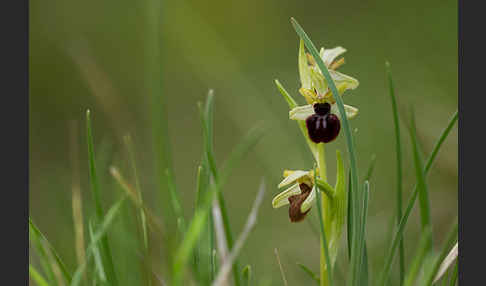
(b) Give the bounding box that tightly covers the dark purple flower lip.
[288,183,312,222]
[306,103,341,143]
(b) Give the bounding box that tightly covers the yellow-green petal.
[278,170,309,188]
[299,39,312,89]
[289,104,314,121]
[300,186,316,213]
[272,183,301,208]
[331,104,359,119]
[329,69,359,91]
[321,46,347,67]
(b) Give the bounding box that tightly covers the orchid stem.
[317,143,331,286]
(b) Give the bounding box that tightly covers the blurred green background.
[29,0,457,284]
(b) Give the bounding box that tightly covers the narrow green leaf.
[166,168,186,234]
[404,228,432,286]
[88,221,107,283]
[30,264,51,286]
[314,166,333,286]
[410,110,432,245]
[353,182,370,286]
[347,170,352,260]
[424,221,458,285]
[315,178,335,199]
[123,135,149,252]
[378,111,458,286]
[386,61,405,285]
[86,110,117,286]
[29,218,71,284]
[297,263,320,285]
[364,154,377,182]
[275,79,298,109]
[71,196,127,286]
[198,94,241,286]
[242,265,252,286]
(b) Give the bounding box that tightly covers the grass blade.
[69,120,86,272]
[386,61,406,285]
[274,248,289,286]
[123,135,149,251]
[166,168,186,235]
[88,221,107,283]
[426,222,458,284]
[314,166,333,286]
[378,111,458,285]
[242,265,252,286]
[297,263,320,285]
[410,110,432,241]
[347,170,352,260]
[356,182,370,286]
[364,154,377,182]
[403,228,432,286]
[449,261,458,286]
[29,218,71,284]
[30,264,51,286]
[71,196,127,286]
[86,110,118,286]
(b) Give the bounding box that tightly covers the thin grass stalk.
[69,120,86,285]
[409,110,433,247]
[386,62,405,285]
[30,264,51,286]
[86,110,118,286]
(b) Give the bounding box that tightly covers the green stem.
[317,143,331,286]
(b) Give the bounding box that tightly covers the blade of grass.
[433,242,458,285]
[213,180,265,286]
[364,154,377,182]
[359,183,370,286]
[386,61,406,285]
[297,263,320,285]
[200,92,217,283]
[193,165,205,283]
[427,221,458,284]
[166,168,186,235]
[378,111,458,285]
[123,135,149,251]
[274,248,289,286]
[242,265,252,286]
[30,264,51,286]
[69,120,86,273]
[86,110,117,286]
[29,224,57,286]
[290,18,362,285]
[314,166,333,286]
[353,182,370,286]
[347,170,352,260]
[449,261,458,286]
[29,218,71,284]
[410,110,433,243]
[403,228,432,286]
[71,196,127,286]
[88,221,107,283]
